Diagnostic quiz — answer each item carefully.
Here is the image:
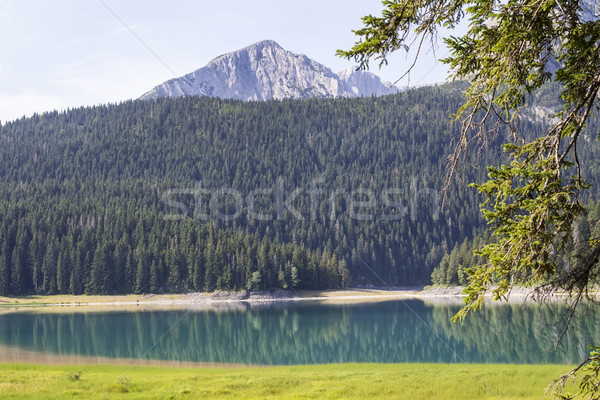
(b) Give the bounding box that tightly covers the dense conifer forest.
[1,82,599,295]
[432,200,600,286]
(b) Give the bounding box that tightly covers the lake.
[0,299,598,365]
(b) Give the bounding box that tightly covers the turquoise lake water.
[0,299,598,365]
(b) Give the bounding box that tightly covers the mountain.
[140,40,401,101]
[337,67,403,97]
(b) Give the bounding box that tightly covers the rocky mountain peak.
[140,41,402,101]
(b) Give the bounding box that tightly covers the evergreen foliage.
[1,84,598,295]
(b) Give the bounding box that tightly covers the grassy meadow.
[0,363,573,400]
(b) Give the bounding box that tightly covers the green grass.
[0,363,573,399]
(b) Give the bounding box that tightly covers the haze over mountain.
[140,40,401,101]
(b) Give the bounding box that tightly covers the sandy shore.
[0,288,427,309]
[0,285,586,311]
[0,345,255,368]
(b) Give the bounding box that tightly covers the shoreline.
[0,345,255,368]
[0,288,429,309]
[0,286,564,310]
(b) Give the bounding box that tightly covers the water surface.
[0,299,597,365]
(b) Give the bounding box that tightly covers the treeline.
[0,200,349,295]
[432,200,600,285]
[1,82,599,295]
[430,235,488,286]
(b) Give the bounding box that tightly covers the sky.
[0,0,457,122]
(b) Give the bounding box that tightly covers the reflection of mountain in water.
[0,301,597,365]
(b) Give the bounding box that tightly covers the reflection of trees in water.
[431,302,600,364]
[0,301,597,364]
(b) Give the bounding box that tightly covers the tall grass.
[0,363,572,399]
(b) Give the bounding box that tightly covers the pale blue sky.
[0,0,455,122]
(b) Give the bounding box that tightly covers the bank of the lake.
[0,288,429,308]
[0,286,501,307]
[0,285,564,310]
[0,363,573,400]
[7,283,579,309]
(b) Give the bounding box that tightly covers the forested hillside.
[432,199,600,286]
[1,82,598,295]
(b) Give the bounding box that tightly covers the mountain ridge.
[140,40,402,101]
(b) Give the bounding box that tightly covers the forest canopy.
[1,84,599,298]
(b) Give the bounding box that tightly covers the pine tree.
[134,246,149,294]
[56,245,71,294]
[290,266,300,290]
[29,233,43,293]
[149,259,159,293]
[70,247,84,295]
[124,248,135,293]
[247,270,261,291]
[0,253,8,296]
[278,267,287,289]
[88,243,109,294]
[192,251,203,291]
[10,224,30,294]
[42,240,57,294]
[167,248,181,291]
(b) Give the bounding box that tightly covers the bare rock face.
[140,40,401,101]
[337,67,401,97]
